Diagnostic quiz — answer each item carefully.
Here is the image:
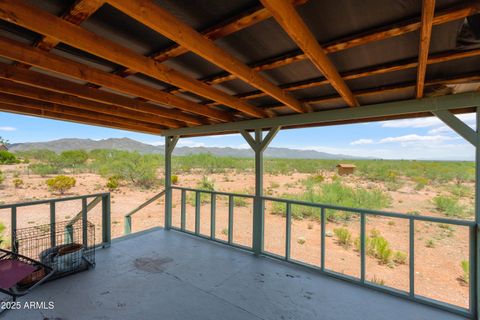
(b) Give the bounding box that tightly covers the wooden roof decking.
[0,0,478,136]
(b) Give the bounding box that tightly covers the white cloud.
[350,139,374,145]
[379,134,455,144]
[381,113,476,129]
[0,126,16,131]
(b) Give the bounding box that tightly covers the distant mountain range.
[8,138,368,160]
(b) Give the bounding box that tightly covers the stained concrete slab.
[4,228,468,320]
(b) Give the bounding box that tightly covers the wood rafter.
[15,0,104,69]
[260,0,358,107]
[0,62,203,126]
[106,0,306,113]
[0,78,182,128]
[206,48,480,104]
[0,36,232,123]
[416,0,436,98]
[117,0,307,77]
[0,92,165,130]
[0,102,162,134]
[264,73,480,112]
[200,2,479,86]
[0,0,266,119]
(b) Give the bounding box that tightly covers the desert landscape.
[0,147,474,309]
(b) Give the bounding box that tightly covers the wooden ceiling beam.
[117,0,307,77]
[211,48,480,103]
[0,78,181,129]
[0,102,162,134]
[106,0,306,114]
[202,2,479,86]
[265,73,480,112]
[0,36,232,123]
[15,0,104,69]
[416,0,436,98]
[260,0,358,108]
[0,62,202,126]
[0,92,165,130]
[0,0,265,119]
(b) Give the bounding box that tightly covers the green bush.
[30,163,61,176]
[371,236,392,264]
[97,151,159,188]
[0,222,6,248]
[0,170,4,185]
[461,260,469,284]
[433,195,471,218]
[334,227,352,248]
[272,181,391,221]
[106,176,120,190]
[0,150,19,164]
[413,176,429,190]
[171,175,179,185]
[393,251,407,265]
[46,175,76,194]
[233,196,247,207]
[13,178,24,189]
[58,150,88,169]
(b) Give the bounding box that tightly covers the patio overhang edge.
[162,91,480,137]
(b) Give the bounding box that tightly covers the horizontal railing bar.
[0,192,110,209]
[171,186,255,199]
[125,190,165,218]
[261,196,475,226]
[171,187,474,226]
[262,250,471,318]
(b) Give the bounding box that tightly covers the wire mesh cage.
[13,220,95,280]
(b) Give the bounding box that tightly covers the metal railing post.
[321,207,325,271]
[195,191,201,235]
[181,189,186,231]
[475,107,480,319]
[11,206,16,253]
[360,212,366,283]
[50,201,56,247]
[102,193,111,246]
[409,217,415,298]
[228,195,234,244]
[285,202,291,260]
[210,193,216,239]
[81,198,88,248]
[164,136,179,230]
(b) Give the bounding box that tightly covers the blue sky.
[0,111,475,161]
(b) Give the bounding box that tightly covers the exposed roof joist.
[0,78,182,128]
[260,0,358,108]
[416,0,436,98]
[0,102,162,134]
[0,36,230,123]
[0,63,201,126]
[201,2,479,86]
[0,0,265,119]
[208,48,480,104]
[117,0,307,77]
[106,0,306,114]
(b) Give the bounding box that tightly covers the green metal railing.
[1,193,111,250]
[170,186,476,318]
[171,186,255,250]
[124,190,165,235]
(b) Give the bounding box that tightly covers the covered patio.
[7,228,467,320]
[0,0,479,319]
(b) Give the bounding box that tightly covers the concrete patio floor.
[5,228,467,320]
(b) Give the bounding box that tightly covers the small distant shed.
[336,164,356,176]
[0,144,7,151]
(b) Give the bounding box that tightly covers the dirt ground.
[0,164,471,309]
